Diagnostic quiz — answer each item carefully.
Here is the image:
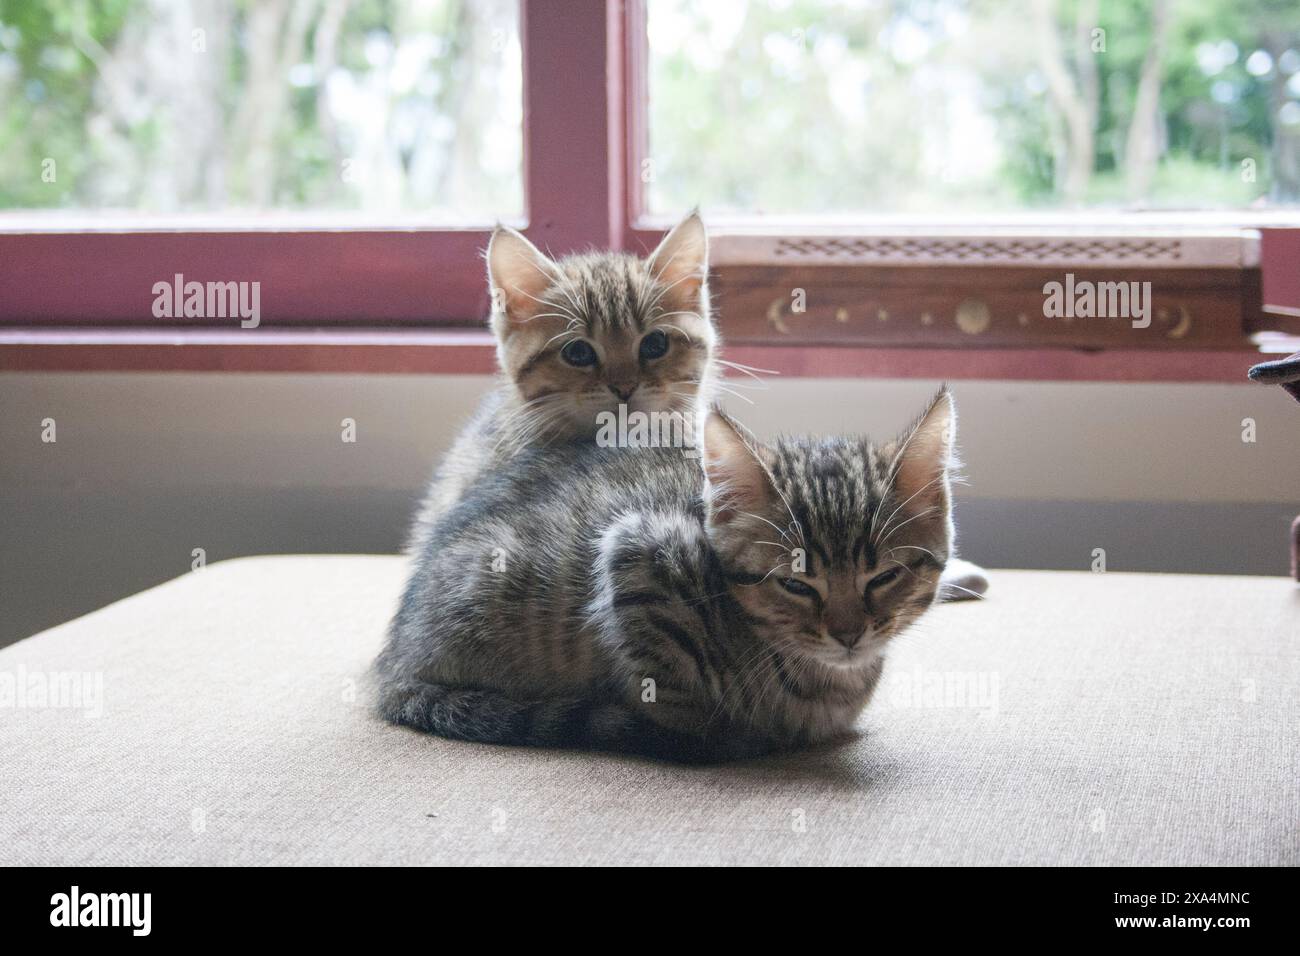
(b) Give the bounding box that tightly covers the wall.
[1,372,1296,647]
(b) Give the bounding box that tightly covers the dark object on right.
[1247,350,1300,403]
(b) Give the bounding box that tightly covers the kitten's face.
[487,214,715,441]
[702,394,955,670]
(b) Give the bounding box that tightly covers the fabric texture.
[1,555,1295,866]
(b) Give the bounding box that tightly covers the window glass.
[0,0,522,220]
[647,0,1300,215]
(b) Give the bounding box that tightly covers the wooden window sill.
[0,326,1288,382]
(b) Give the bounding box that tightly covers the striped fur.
[376,392,957,763]
[407,213,716,554]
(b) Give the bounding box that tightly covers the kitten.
[408,212,715,552]
[376,390,957,763]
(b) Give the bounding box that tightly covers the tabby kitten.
[376,389,957,763]
[408,212,715,551]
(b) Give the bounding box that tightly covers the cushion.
[1,555,1295,866]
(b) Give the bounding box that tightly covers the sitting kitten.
[376,390,957,763]
[408,212,715,553]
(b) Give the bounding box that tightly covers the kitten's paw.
[939,557,990,602]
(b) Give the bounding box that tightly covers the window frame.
[1,0,1297,377]
[0,0,626,328]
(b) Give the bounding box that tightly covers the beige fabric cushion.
[1,555,1295,866]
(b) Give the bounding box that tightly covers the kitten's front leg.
[590,510,775,763]
[607,694,774,764]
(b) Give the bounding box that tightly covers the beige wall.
[1,372,1297,646]
[3,372,1296,501]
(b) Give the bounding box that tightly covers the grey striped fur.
[407,213,716,554]
[376,392,957,763]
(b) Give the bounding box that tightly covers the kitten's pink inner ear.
[702,411,773,525]
[647,212,708,299]
[892,390,955,513]
[488,228,557,322]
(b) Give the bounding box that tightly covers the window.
[0,0,522,221]
[646,0,1300,216]
[1,0,1297,376]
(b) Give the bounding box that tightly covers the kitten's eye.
[638,329,670,361]
[560,339,598,367]
[867,567,902,590]
[778,577,818,599]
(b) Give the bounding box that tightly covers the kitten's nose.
[828,627,862,650]
[825,586,865,649]
[608,384,636,403]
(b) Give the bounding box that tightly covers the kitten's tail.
[378,680,745,764]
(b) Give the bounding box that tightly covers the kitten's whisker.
[510,288,583,325]
[673,588,735,607]
[648,244,685,286]
[542,279,587,320]
[707,642,782,726]
[510,282,586,329]
[493,395,560,439]
[728,644,798,726]
[642,269,696,314]
[736,511,795,546]
[706,382,756,405]
[872,475,944,547]
[491,395,572,455]
[769,486,806,552]
[714,357,779,378]
[709,411,807,553]
[653,323,697,347]
[541,328,583,349]
[884,545,938,560]
[868,448,911,544]
[713,630,801,726]
[681,376,768,392]
[747,561,791,587]
[875,506,938,550]
[940,582,987,601]
[743,636,808,730]
[527,317,585,329]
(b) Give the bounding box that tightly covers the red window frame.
[0,0,629,327]
[1,0,1297,378]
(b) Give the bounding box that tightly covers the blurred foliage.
[2,1,1298,217]
[0,0,521,215]
[649,0,1300,214]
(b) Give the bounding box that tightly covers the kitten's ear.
[701,408,776,527]
[890,388,956,518]
[647,210,708,301]
[487,225,558,322]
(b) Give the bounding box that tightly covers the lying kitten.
[408,212,715,552]
[376,390,957,763]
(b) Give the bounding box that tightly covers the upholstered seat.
[1,555,1294,866]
